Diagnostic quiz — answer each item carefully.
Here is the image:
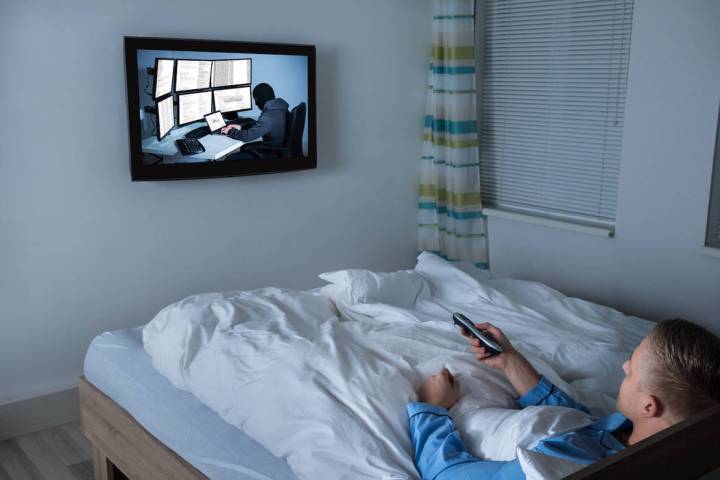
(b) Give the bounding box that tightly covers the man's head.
[253,83,275,110]
[616,319,720,426]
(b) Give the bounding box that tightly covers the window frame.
[704,103,720,250]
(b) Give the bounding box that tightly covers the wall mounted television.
[124,37,316,181]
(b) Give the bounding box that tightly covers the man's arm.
[516,376,590,413]
[227,114,272,142]
[409,369,526,479]
[464,323,590,414]
[497,350,541,396]
[408,402,525,480]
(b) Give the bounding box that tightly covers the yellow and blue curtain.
[418,0,487,268]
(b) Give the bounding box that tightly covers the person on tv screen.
[221,83,289,159]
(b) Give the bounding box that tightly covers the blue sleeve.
[516,376,590,414]
[407,403,525,480]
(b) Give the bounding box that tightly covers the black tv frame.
[125,36,317,181]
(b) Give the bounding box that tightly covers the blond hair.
[646,319,720,423]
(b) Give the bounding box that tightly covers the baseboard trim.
[0,386,80,441]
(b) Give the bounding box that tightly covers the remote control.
[452,313,503,355]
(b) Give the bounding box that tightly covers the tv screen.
[124,37,316,181]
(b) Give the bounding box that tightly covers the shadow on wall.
[315,47,341,173]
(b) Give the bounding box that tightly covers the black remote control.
[452,313,503,355]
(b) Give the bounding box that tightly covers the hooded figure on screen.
[222,83,289,158]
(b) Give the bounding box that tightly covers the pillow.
[414,252,493,303]
[318,269,429,307]
[516,448,585,480]
[452,405,594,461]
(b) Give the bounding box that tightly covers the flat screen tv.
[124,37,316,181]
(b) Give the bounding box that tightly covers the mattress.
[83,327,298,480]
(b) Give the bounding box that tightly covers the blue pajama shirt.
[406,376,632,480]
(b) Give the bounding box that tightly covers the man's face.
[616,336,652,419]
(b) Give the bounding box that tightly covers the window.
[477,0,634,233]
[706,106,720,249]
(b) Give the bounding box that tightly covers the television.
[125,37,316,181]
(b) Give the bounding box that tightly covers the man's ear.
[640,393,662,418]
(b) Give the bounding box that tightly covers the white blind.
[479,0,634,228]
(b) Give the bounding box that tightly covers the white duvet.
[143,253,654,480]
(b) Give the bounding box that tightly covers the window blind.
[479,0,634,229]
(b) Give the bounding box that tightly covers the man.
[407,319,720,479]
[221,83,289,159]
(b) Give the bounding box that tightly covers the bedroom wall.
[482,0,720,332]
[0,0,431,405]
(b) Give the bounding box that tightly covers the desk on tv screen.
[141,121,256,163]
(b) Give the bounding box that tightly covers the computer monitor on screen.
[211,59,252,88]
[153,58,174,99]
[213,86,252,114]
[178,91,213,125]
[175,59,212,92]
[156,95,175,141]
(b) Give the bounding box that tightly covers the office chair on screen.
[245,102,306,159]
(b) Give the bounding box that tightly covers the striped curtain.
[418,0,488,268]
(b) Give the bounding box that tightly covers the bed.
[82,327,297,479]
[80,253,720,479]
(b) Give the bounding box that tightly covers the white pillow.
[517,448,585,480]
[414,252,493,303]
[452,405,595,461]
[318,269,429,307]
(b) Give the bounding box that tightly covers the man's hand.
[221,124,241,135]
[460,322,541,396]
[462,322,516,370]
[418,368,460,410]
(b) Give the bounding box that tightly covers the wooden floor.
[0,422,93,480]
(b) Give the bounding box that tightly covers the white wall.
[485,0,720,332]
[0,0,431,403]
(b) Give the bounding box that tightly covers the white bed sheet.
[83,327,298,480]
[142,255,656,480]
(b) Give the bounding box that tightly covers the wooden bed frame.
[80,376,720,480]
[80,378,204,479]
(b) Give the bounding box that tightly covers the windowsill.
[482,208,615,238]
[700,246,720,259]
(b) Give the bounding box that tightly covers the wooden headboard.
[566,404,720,479]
